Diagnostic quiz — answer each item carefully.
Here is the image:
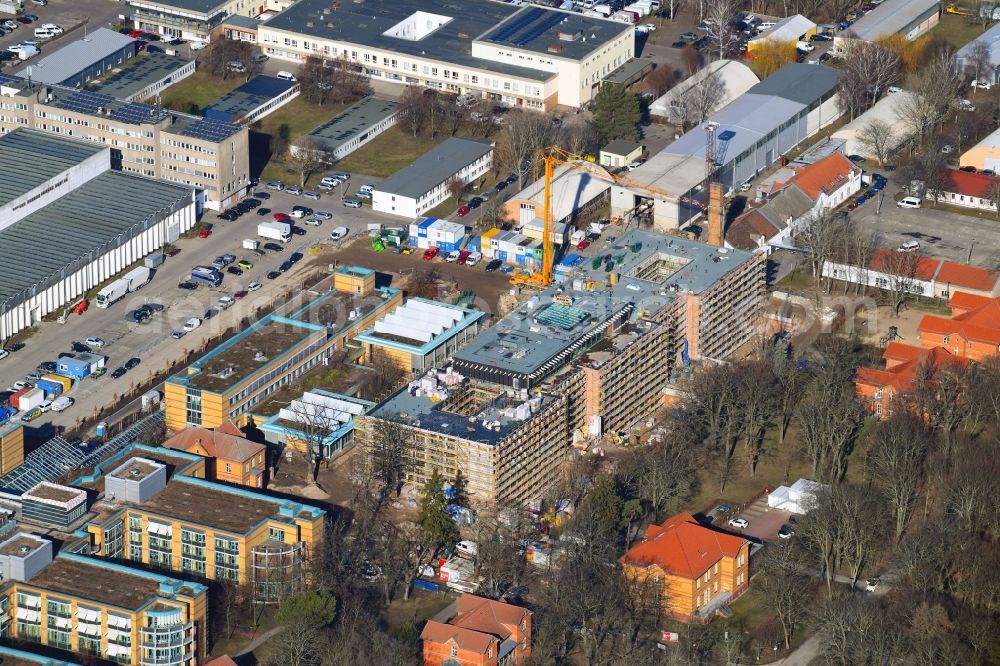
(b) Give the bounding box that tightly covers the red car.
[456,250,471,265]
[423,247,439,261]
[198,228,211,238]
[129,29,144,38]
[273,212,291,221]
[456,205,471,217]
[576,240,590,250]
[233,290,248,300]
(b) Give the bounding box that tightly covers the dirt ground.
[317,238,513,316]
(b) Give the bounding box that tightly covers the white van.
[897,196,922,209]
[276,71,296,81]
[33,27,57,39]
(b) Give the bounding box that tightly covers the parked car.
[263,242,284,252]
[315,210,333,219]
[485,258,502,272]
[110,367,127,379]
[84,337,106,348]
[233,290,248,300]
[178,281,198,290]
[266,181,285,190]
[286,186,303,196]
[777,524,795,539]
[248,281,262,291]
[343,199,362,208]
[422,247,439,261]
[183,318,201,332]
[266,270,281,280]
[456,205,471,217]
[728,518,749,529]
[304,191,321,200]
[897,196,922,209]
[125,357,141,370]
[456,250,471,264]
[71,341,91,354]
[445,250,461,262]
[897,240,920,252]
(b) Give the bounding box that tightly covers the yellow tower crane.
[509,146,677,289]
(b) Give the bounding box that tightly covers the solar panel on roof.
[513,12,565,45]
[490,7,545,42]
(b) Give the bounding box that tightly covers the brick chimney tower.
[707,181,724,247]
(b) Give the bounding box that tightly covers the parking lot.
[0,0,125,59]
[850,186,1000,270]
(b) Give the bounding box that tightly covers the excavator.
[509,146,676,289]
[945,3,974,15]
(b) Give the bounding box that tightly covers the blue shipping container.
[34,379,63,398]
[413,579,439,592]
[466,236,481,252]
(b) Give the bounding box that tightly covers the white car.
[303,217,323,226]
[277,70,296,81]
[343,200,362,209]
[897,196,922,209]
[972,79,993,90]
[6,381,29,392]
[0,350,8,362]
[796,40,815,52]
[624,161,645,171]
[289,209,306,218]
[897,240,920,253]
[38,400,52,413]
[641,23,656,31]
[445,250,461,262]
[217,295,235,309]
[728,518,749,529]
[190,40,208,51]
[247,281,262,292]
[183,317,202,332]
[84,336,106,348]
[50,396,73,412]
[330,226,349,241]
[41,23,63,34]
[465,251,483,266]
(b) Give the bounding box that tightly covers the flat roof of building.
[23,482,85,505]
[376,137,494,199]
[0,128,106,208]
[0,534,47,558]
[203,75,296,123]
[305,96,398,153]
[480,5,633,60]
[171,316,324,393]
[451,228,756,386]
[109,457,162,482]
[0,165,193,308]
[26,556,165,609]
[131,0,229,17]
[136,476,320,534]
[89,52,194,100]
[262,0,568,82]
[16,28,135,85]
[356,298,485,354]
[846,0,940,41]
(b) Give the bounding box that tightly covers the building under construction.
[358,229,764,503]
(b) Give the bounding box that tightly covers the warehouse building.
[359,229,764,503]
[649,59,759,125]
[957,23,1000,86]
[373,137,494,219]
[89,52,196,102]
[356,298,487,373]
[0,130,196,341]
[834,0,940,46]
[504,162,612,228]
[256,0,635,109]
[832,91,915,159]
[748,14,816,53]
[615,64,841,229]
[202,75,299,124]
[165,268,401,432]
[0,72,250,210]
[0,531,208,665]
[293,96,399,163]
[16,28,137,87]
[71,444,326,603]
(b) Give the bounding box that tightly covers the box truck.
[16,387,45,412]
[96,278,131,308]
[243,239,260,251]
[144,253,165,269]
[124,266,152,292]
[258,222,291,242]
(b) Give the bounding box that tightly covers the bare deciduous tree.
[856,118,897,166]
[675,68,727,130]
[366,418,413,496]
[876,247,920,316]
[836,41,901,119]
[496,110,553,189]
[897,49,962,149]
[286,398,340,483]
[794,378,863,483]
[703,0,742,62]
[963,39,992,84]
[287,137,325,186]
[753,543,813,651]
[397,85,433,137]
[868,412,930,541]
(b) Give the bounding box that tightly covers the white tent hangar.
[767,478,828,514]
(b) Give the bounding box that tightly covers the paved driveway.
[727,496,791,542]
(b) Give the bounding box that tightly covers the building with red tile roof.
[726,152,861,253]
[917,293,1000,361]
[854,342,968,418]
[163,422,267,488]
[620,512,750,623]
[824,249,1000,300]
[421,594,532,666]
[927,169,1000,211]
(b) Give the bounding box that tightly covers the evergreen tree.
[590,83,641,144]
[418,469,459,554]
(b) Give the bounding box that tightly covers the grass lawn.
[934,14,989,50]
[255,98,348,146]
[159,70,242,113]
[336,127,447,177]
[382,590,453,633]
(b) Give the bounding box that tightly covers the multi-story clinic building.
[0,73,250,210]
[72,444,326,603]
[357,230,765,503]
[0,532,208,666]
[165,266,401,433]
[148,0,634,110]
